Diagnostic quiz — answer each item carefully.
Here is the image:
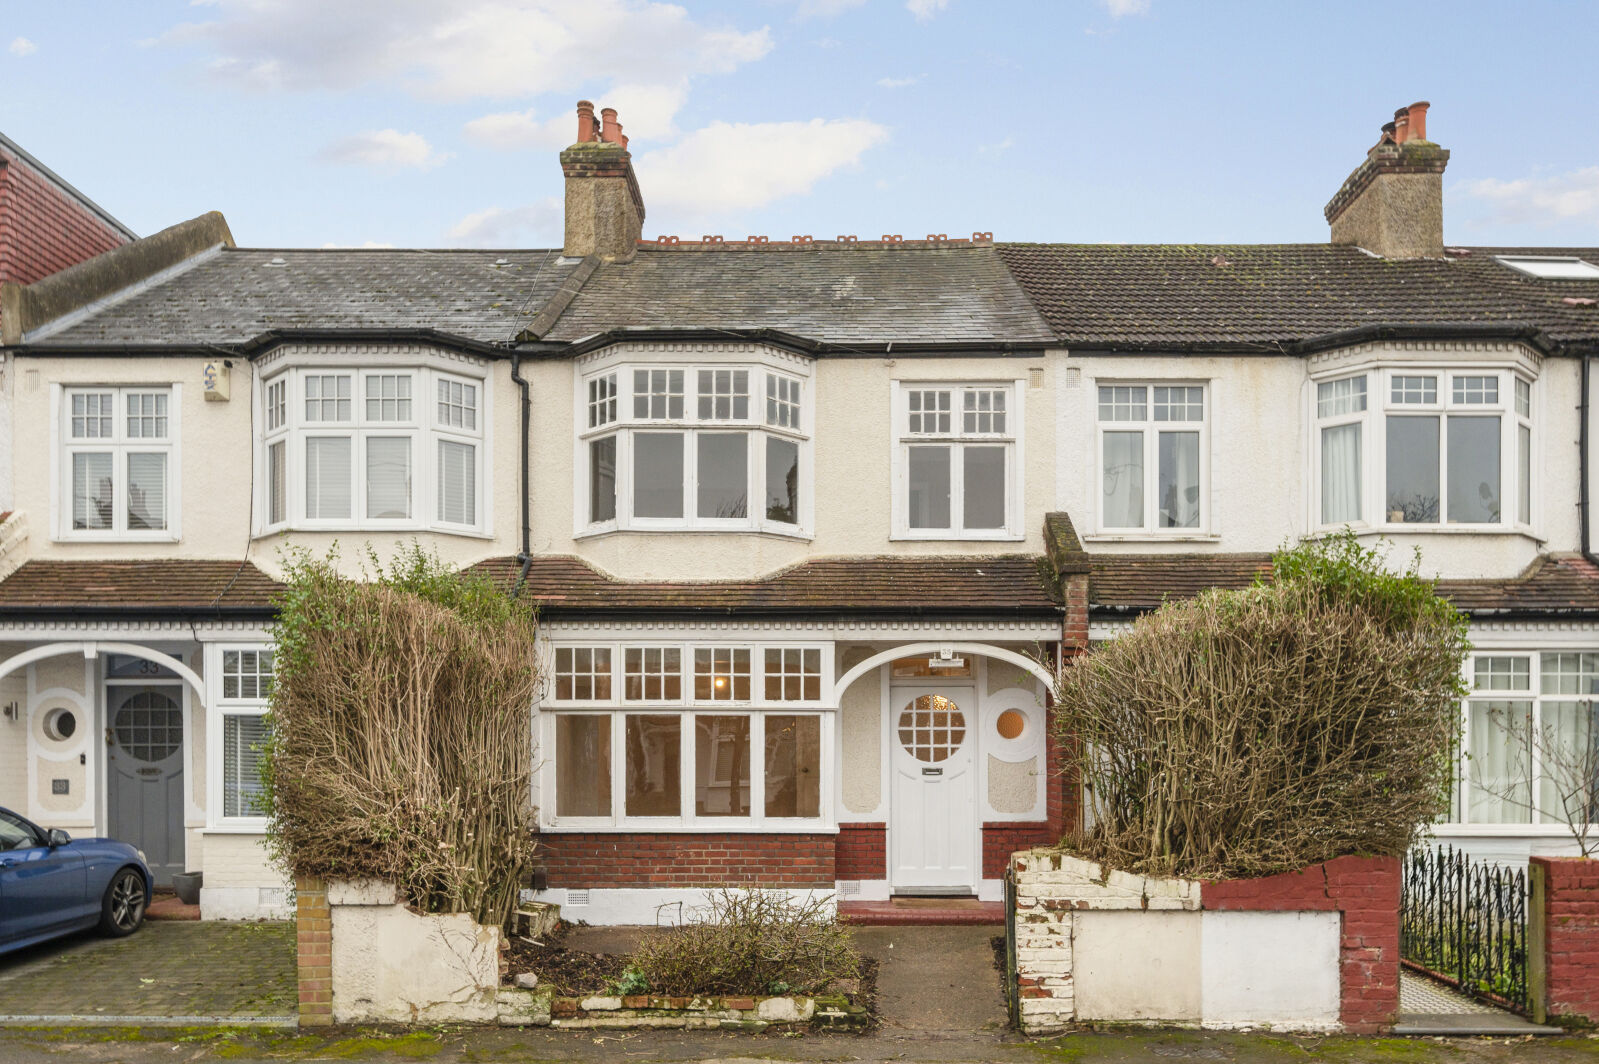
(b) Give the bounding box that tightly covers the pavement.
[0,922,296,1025]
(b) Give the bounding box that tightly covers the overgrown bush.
[631,890,860,996]
[1056,532,1469,880]
[262,544,541,928]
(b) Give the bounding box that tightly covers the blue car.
[0,806,151,954]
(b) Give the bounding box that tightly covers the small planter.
[171,872,203,905]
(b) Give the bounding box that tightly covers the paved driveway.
[0,922,295,1024]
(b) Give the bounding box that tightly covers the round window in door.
[896,694,966,764]
[113,692,183,763]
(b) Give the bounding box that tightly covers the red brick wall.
[1533,856,1599,1022]
[983,822,1054,880]
[0,149,127,288]
[539,832,834,888]
[1201,855,1400,1033]
[835,823,886,880]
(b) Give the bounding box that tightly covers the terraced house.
[1,101,1596,923]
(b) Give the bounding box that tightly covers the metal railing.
[1401,845,1530,1014]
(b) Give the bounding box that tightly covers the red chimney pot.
[600,108,621,145]
[576,100,597,143]
[1407,101,1430,142]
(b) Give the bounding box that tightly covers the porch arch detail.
[0,641,207,707]
[830,641,1055,704]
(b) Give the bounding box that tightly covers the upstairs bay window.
[1096,383,1206,534]
[58,386,178,540]
[579,362,810,536]
[894,381,1023,539]
[259,366,485,534]
[1314,368,1532,530]
[541,641,832,829]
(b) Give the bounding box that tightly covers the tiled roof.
[0,560,281,611]
[997,243,1599,351]
[472,554,1062,616]
[537,243,1056,346]
[1088,551,1599,618]
[35,248,587,346]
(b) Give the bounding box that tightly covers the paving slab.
[0,921,295,1024]
[854,924,1008,1034]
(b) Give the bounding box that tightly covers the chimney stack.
[560,100,645,262]
[1324,101,1449,259]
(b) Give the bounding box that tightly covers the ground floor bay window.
[545,710,827,827]
[1450,650,1599,832]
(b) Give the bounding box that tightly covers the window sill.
[574,525,814,542]
[253,524,493,541]
[1307,525,1546,545]
[54,533,180,544]
[541,821,839,834]
[201,824,270,835]
[1082,532,1220,544]
[890,532,1026,543]
[1428,823,1592,837]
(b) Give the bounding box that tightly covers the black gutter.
[1068,322,1571,359]
[10,328,509,359]
[534,606,1064,622]
[0,605,277,620]
[516,327,1056,359]
[509,352,533,598]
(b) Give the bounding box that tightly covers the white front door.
[888,686,977,892]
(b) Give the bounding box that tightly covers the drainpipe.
[510,353,533,597]
[1583,356,1599,567]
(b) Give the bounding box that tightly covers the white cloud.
[163,0,770,146]
[793,0,867,17]
[1102,0,1150,15]
[318,129,450,170]
[463,109,571,151]
[8,37,37,57]
[448,199,563,246]
[906,0,949,21]
[1458,168,1599,229]
[877,75,921,89]
[638,118,889,215]
[978,137,1013,155]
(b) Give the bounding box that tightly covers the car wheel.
[97,868,147,937]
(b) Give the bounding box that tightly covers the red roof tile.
[0,560,280,611]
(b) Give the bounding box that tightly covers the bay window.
[1314,367,1533,530]
[59,386,178,539]
[1095,383,1205,534]
[540,641,831,829]
[578,359,810,535]
[895,382,1022,539]
[259,365,485,534]
[1450,651,1599,830]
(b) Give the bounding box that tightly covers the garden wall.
[1531,856,1599,1024]
[1010,849,1399,1034]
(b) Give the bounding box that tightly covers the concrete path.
[0,922,295,1024]
[854,924,1008,1034]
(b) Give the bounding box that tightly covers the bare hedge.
[263,546,540,927]
[1056,534,1469,880]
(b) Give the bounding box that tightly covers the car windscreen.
[0,811,40,851]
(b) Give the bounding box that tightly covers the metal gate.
[1401,845,1530,1014]
[1003,865,1019,1027]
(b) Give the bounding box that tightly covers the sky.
[3,0,1597,250]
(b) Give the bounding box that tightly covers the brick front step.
[838,899,1003,926]
[146,893,200,921]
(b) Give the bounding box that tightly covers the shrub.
[631,890,860,996]
[261,544,541,928]
[1055,532,1469,880]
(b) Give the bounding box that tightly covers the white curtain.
[1158,431,1200,528]
[1321,423,1362,524]
[1468,700,1532,824]
[1101,431,1143,528]
[1540,701,1598,825]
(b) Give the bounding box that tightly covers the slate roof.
[537,243,1055,347]
[471,553,1061,616]
[0,560,280,611]
[997,243,1599,351]
[35,248,587,347]
[1088,551,1599,618]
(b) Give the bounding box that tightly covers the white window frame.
[1309,365,1535,534]
[573,352,813,539]
[1440,647,1599,836]
[538,640,835,832]
[53,383,182,542]
[205,642,274,832]
[255,362,490,537]
[1091,380,1208,537]
[891,380,1025,541]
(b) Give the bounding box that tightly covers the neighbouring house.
[0,100,1595,923]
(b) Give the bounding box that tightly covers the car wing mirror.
[46,828,71,847]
